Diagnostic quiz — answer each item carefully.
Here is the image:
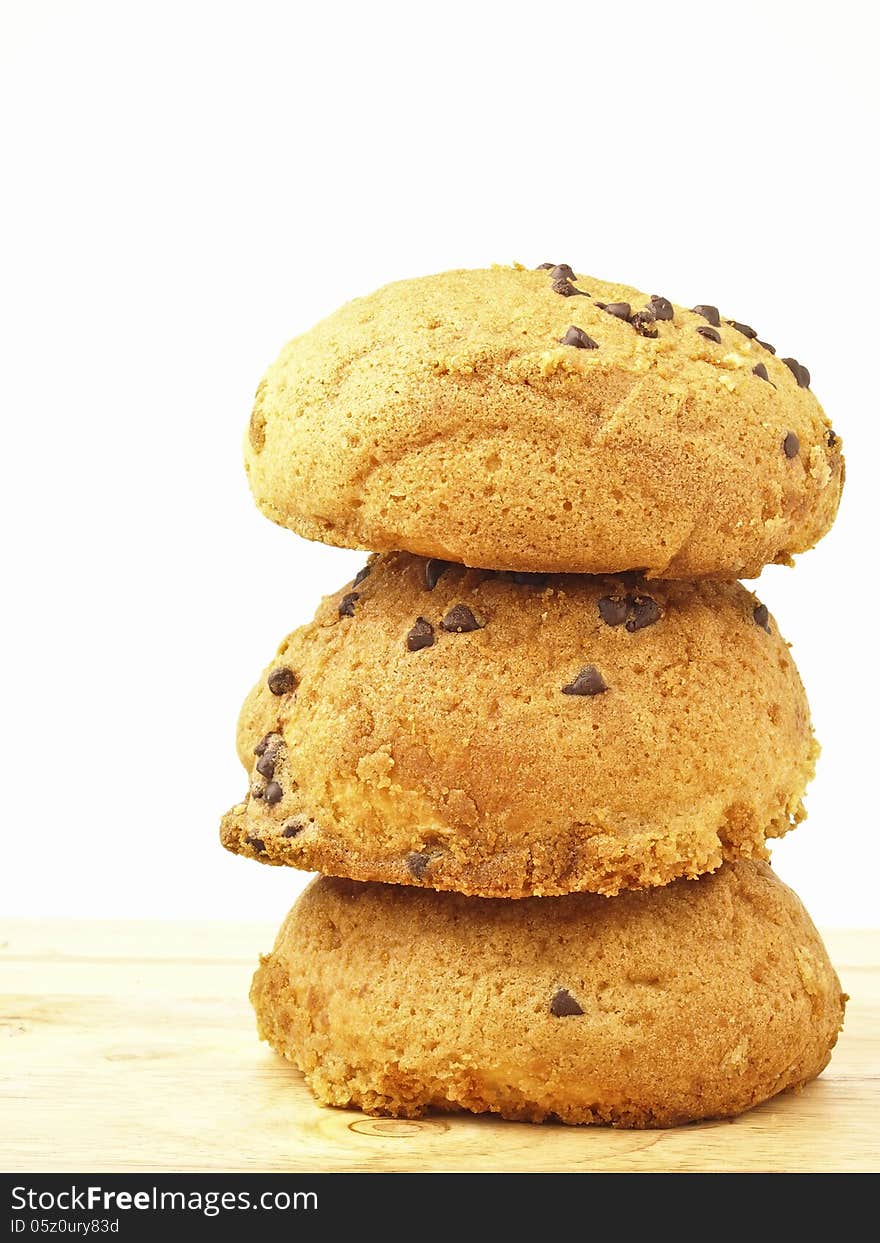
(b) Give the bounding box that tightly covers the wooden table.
[2,921,877,1173]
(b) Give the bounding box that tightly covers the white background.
[1,0,877,927]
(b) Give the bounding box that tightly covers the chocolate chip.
[782,357,810,388]
[647,295,674,321]
[406,617,435,651]
[630,309,658,338]
[599,592,660,631]
[753,602,771,634]
[353,564,371,587]
[728,321,757,338]
[603,301,631,320]
[550,988,584,1017]
[552,278,586,297]
[562,665,608,696]
[245,835,266,854]
[264,781,283,805]
[626,594,661,632]
[406,851,431,880]
[267,666,296,696]
[827,429,839,449]
[696,326,722,343]
[758,340,776,354]
[783,431,800,458]
[550,264,576,282]
[535,262,556,270]
[251,784,264,799]
[593,302,606,310]
[425,558,453,590]
[338,592,359,617]
[752,363,770,382]
[441,604,483,633]
[693,304,721,326]
[255,732,281,760]
[506,571,549,587]
[256,752,277,779]
[281,819,304,838]
[598,596,628,627]
[560,325,598,349]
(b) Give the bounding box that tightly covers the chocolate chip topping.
[406,617,435,651]
[441,604,483,633]
[782,357,811,388]
[603,301,631,320]
[267,666,296,696]
[752,363,771,382]
[254,733,281,764]
[648,295,674,321]
[550,988,584,1017]
[504,571,549,587]
[552,278,586,297]
[827,429,839,449]
[753,602,771,634]
[562,665,608,696]
[693,304,721,326]
[728,320,757,338]
[783,431,800,458]
[425,558,453,590]
[264,781,283,805]
[406,851,431,880]
[598,596,629,627]
[353,564,371,587]
[560,325,598,350]
[758,340,776,354]
[535,262,556,270]
[696,325,722,343]
[626,594,662,633]
[338,592,359,617]
[245,835,266,854]
[256,752,277,779]
[600,592,661,631]
[550,264,576,282]
[281,819,304,838]
[630,309,658,338]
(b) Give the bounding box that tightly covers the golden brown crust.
[251,862,846,1126]
[244,265,843,578]
[220,552,817,897]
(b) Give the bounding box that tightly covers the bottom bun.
[252,861,845,1127]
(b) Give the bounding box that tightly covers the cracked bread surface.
[244,265,843,578]
[251,862,845,1126]
[220,552,817,897]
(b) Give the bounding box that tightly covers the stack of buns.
[220,264,846,1126]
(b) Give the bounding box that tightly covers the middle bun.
[221,553,816,897]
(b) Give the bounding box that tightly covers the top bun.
[245,265,843,578]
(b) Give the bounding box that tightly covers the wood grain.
[1,920,877,1173]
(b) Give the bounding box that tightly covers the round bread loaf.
[252,862,845,1126]
[244,265,843,578]
[220,552,817,897]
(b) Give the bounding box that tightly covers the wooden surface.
[1,920,877,1173]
